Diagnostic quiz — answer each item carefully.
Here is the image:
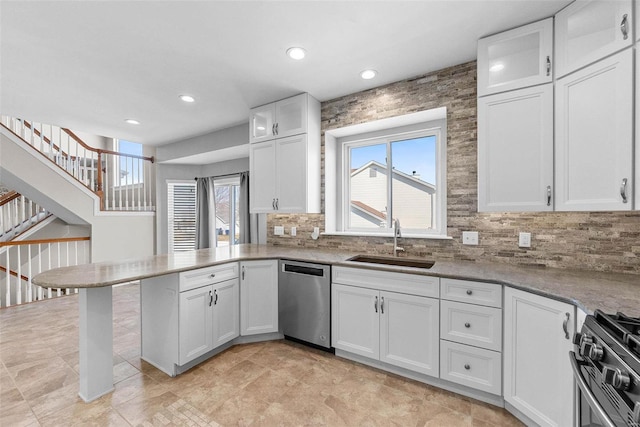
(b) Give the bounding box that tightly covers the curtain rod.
[194,171,248,181]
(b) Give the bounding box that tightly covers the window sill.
[321,231,452,240]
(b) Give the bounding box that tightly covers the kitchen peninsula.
[33,244,640,404]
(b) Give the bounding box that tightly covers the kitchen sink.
[347,255,435,269]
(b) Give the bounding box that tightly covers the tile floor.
[0,283,523,426]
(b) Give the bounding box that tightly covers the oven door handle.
[569,351,617,427]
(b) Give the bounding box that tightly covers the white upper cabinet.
[478,84,554,212]
[250,104,276,144]
[477,18,553,97]
[250,93,311,144]
[555,0,633,78]
[555,48,633,211]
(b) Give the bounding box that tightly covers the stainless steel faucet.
[393,218,404,257]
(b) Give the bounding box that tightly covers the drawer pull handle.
[464,364,471,370]
[464,322,471,328]
[466,290,473,295]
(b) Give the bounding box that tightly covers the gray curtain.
[195,177,216,249]
[239,172,252,244]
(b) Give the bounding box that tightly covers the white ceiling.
[1,1,570,147]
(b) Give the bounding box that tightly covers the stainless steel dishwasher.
[278,260,331,350]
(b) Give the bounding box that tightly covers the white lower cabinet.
[240,260,278,336]
[141,264,240,375]
[179,278,240,365]
[331,268,440,378]
[179,285,214,364]
[503,287,575,427]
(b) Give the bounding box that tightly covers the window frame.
[325,110,448,239]
[342,127,443,235]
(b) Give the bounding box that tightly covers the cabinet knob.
[209,273,216,278]
[466,289,473,296]
[464,322,471,328]
[464,364,471,370]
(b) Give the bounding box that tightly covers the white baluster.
[47,242,52,299]
[16,246,21,305]
[37,243,43,301]
[27,244,32,303]
[5,249,10,307]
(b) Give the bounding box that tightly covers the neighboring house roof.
[351,200,386,221]
[351,160,436,193]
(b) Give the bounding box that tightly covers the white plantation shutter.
[168,182,197,253]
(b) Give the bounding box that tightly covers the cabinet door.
[179,285,213,365]
[212,279,239,348]
[555,49,633,211]
[249,140,277,213]
[275,134,307,212]
[274,93,307,138]
[250,103,276,144]
[477,18,553,96]
[504,287,575,427]
[555,0,632,78]
[379,292,439,377]
[331,284,380,359]
[478,84,553,212]
[240,260,278,335]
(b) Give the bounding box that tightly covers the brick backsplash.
[267,61,640,274]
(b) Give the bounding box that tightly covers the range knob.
[573,332,592,346]
[602,366,631,391]
[588,343,604,362]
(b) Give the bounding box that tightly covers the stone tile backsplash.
[266,61,640,274]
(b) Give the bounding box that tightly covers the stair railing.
[1,116,155,212]
[0,236,90,308]
[0,191,50,240]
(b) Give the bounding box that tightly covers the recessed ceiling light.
[179,94,195,103]
[125,119,140,125]
[489,63,505,72]
[360,69,377,80]
[286,47,306,60]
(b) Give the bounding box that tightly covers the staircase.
[1,116,156,211]
[0,116,156,306]
[1,190,51,242]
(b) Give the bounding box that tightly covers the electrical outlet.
[519,232,531,248]
[274,226,284,236]
[291,226,297,236]
[462,231,479,245]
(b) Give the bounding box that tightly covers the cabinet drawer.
[333,267,439,298]
[179,263,239,292]
[440,278,501,307]
[440,340,502,396]
[440,300,502,351]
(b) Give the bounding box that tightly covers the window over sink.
[325,108,448,238]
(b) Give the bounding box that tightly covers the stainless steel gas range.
[571,310,640,427]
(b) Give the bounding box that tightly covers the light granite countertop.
[33,244,640,317]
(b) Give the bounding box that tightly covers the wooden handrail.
[0,236,90,247]
[63,128,154,162]
[0,265,30,282]
[0,191,20,206]
[23,120,71,159]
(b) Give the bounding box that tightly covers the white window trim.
[325,108,450,239]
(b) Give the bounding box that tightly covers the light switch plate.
[462,231,479,245]
[519,232,531,248]
[274,226,284,236]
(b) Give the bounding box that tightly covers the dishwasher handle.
[282,263,326,277]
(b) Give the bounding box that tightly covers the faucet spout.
[393,219,404,257]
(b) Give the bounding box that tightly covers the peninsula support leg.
[78,287,114,402]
